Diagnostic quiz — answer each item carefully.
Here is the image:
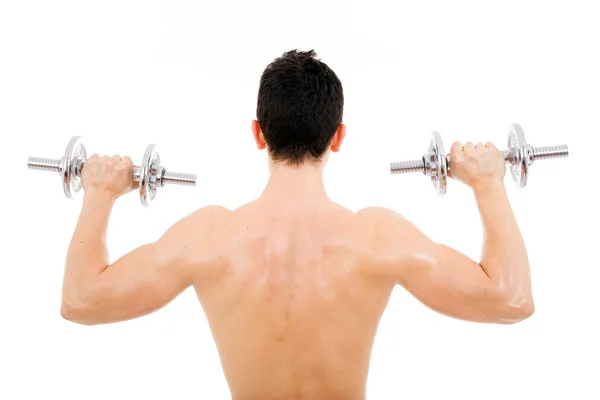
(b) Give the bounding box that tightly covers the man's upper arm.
[71,205,230,325]
[360,207,508,323]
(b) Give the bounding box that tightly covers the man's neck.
[260,161,329,205]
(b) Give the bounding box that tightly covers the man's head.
[252,50,346,166]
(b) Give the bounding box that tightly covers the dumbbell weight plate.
[61,136,87,199]
[429,131,447,196]
[139,144,161,207]
[508,123,529,188]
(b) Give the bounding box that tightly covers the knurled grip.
[390,143,568,175]
[27,137,198,206]
[389,123,569,194]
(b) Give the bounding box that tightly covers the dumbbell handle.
[27,157,62,172]
[390,145,569,174]
[27,157,196,187]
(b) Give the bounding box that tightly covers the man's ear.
[330,124,346,152]
[252,120,267,150]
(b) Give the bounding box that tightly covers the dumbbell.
[27,136,197,206]
[389,123,569,196]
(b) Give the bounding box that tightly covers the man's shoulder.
[356,206,421,243]
[357,206,407,225]
[170,205,233,236]
[188,205,233,221]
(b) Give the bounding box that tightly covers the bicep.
[81,205,229,324]
[366,207,502,323]
[398,242,504,322]
[87,242,191,324]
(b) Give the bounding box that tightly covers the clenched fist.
[449,142,506,191]
[82,154,136,199]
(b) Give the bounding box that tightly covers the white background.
[1,1,599,399]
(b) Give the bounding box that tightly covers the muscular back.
[193,201,393,399]
[61,148,534,399]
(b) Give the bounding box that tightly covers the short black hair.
[256,49,344,165]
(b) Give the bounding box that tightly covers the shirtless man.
[60,49,534,400]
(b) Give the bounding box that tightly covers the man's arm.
[364,142,534,324]
[60,154,228,325]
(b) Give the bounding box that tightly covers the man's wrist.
[83,188,117,205]
[472,178,506,198]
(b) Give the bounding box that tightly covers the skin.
[61,122,534,400]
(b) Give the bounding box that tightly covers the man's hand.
[449,141,506,192]
[82,154,136,199]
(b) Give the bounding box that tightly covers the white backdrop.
[1,1,598,399]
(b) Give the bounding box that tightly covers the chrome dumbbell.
[27,136,197,206]
[390,123,569,196]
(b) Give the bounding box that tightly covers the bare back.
[62,184,533,398]
[193,200,393,400]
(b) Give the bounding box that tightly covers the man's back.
[60,148,534,399]
[194,200,393,400]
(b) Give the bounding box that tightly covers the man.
[61,49,534,400]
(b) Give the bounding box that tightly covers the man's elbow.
[60,299,101,326]
[498,297,535,324]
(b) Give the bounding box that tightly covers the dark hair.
[256,49,344,165]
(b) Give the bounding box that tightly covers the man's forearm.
[474,180,533,303]
[63,190,114,303]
